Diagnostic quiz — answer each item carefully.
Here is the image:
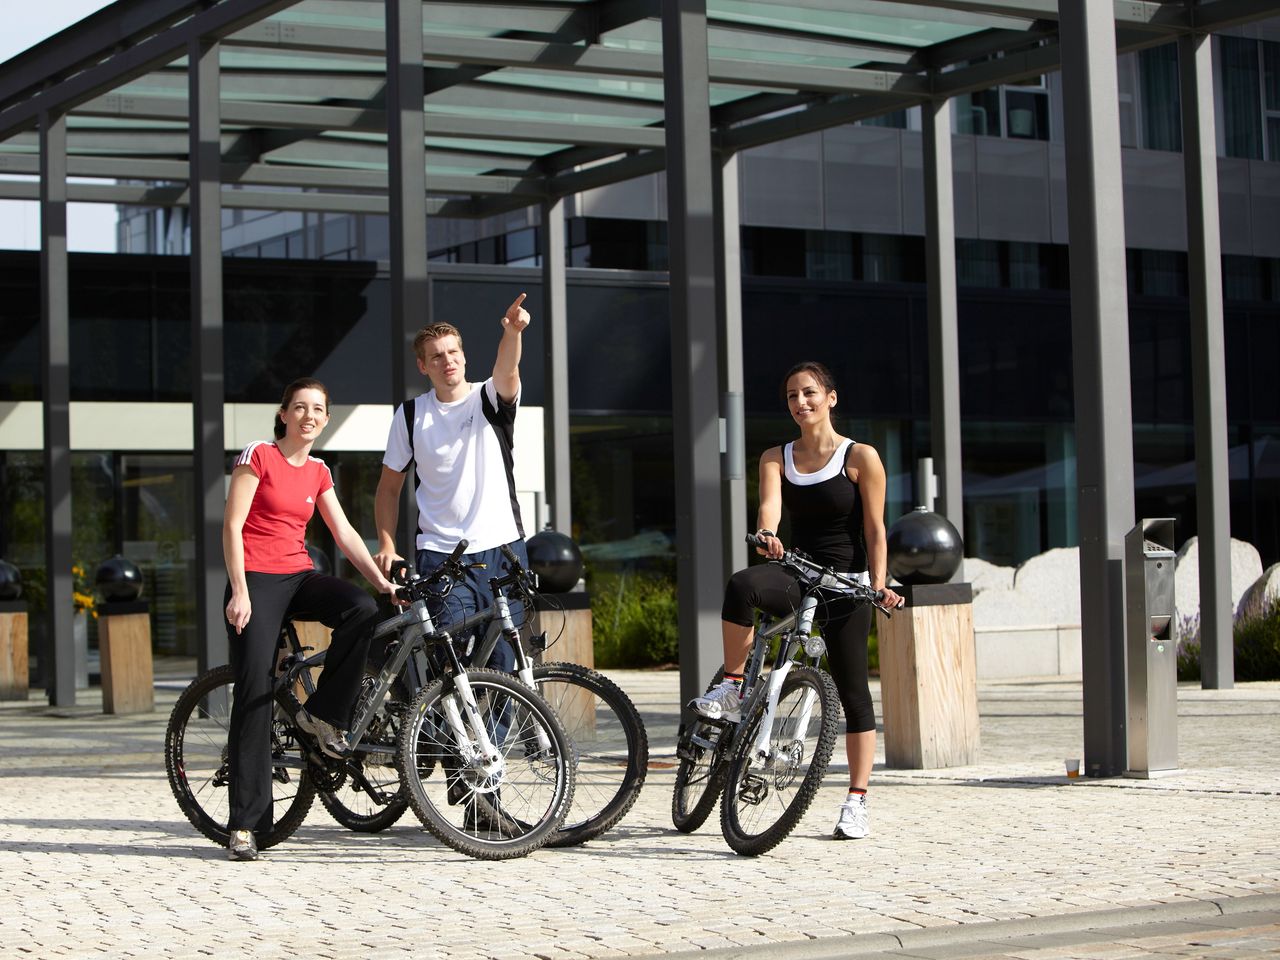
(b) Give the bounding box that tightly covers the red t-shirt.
[236,441,334,574]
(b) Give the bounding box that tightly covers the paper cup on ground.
[1065,758,1080,778]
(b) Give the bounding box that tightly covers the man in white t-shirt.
[373,294,532,664]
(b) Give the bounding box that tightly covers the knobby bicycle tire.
[671,668,730,834]
[164,664,316,850]
[533,662,648,847]
[398,668,575,860]
[318,666,411,833]
[719,665,839,856]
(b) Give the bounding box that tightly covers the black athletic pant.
[225,571,378,834]
[721,563,875,734]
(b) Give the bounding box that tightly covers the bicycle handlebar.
[744,534,899,615]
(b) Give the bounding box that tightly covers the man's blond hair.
[413,322,463,362]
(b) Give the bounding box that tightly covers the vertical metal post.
[922,97,965,580]
[39,110,74,707]
[1060,0,1136,777]
[715,152,747,577]
[1180,32,1233,690]
[541,196,572,536]
[189,38,227,675]
[387,0,427,552]
[662,0,725,708]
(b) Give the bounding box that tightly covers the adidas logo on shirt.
[305,496,314,503]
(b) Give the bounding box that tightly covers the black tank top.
[781,439,867,572]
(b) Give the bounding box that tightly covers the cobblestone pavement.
[1,668,1277,960]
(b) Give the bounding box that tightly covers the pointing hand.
[502,292,531,333]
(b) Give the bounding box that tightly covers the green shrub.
[588,567,679,668]
[1176,599,1280,682]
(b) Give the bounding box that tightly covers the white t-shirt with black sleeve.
[383,377,525,553]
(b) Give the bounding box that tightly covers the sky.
[0,3,124,252]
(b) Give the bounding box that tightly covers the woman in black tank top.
[690,361,903,841]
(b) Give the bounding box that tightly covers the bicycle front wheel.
[720,665,839,856]
[533,662,648,847]
[317,666,410,833]
[672,669,729,833]
[164,665,316,850]
[399,668,574,860]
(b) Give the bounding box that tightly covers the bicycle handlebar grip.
[500,543,520,567]
[447,539,469,564]
[389,558,413,585]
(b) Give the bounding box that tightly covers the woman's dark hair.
[274,377,329,439]
[779,361,837,405]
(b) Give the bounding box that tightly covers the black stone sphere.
[887,508,964,585]
[0,559,21,601]
[94,555,144,602]
[526,530,583,594]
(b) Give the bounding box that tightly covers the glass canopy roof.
[0,0,1264,216]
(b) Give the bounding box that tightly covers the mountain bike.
[460,547,649,847]
[671,534,896,856]
[165,541,576,860]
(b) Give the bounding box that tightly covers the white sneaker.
[689,678,743,722]
[832,794,869,840]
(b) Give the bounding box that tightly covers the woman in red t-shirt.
[222,377,396,862]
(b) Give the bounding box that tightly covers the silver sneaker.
[295,709,348,758]
[832,794,869,840]
[689,678,743,722]
[227,829,258,861]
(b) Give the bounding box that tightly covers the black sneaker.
[227,829,258,861]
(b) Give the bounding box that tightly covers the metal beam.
[1060,0,1136,779]
[1180,31,1233,690]
[387,0,427,554]
[39,110,75,708]
[71,92,667,149]
[663,0,725,711]
[222,24,932,98]
[0,0,299,141]
[189,37,228,678]
[922,95,965,577]
[541,196,572,537]
[715,153,747,579]
[718,92,910,152]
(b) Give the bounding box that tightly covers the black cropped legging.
[722,563,875,734]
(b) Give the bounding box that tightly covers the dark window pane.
[1005,90,1049,140]
[1222,36,1263,159]
[1138,43,1181,151]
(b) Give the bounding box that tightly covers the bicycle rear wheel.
[399,668,574,860]
[533,662,648,847]
[317,667,410,833]
[164,664,316,850]
[719,665,839,856]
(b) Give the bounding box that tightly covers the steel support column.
[714,152,747,577]
[921,96,965,576]
[189,38,227,675]
[662,0,725,708]
[540,196,572,536]
[387,0,427,552]
[1180,32,1233,690]
[1060,0,1136,777]
[39,111,74,707]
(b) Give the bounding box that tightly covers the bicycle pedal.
[738,772,769,806]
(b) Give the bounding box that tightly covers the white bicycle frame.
[741,594,822,763]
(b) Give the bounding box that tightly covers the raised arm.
[373,465,407,576]
[849,444,903,609]
[493,292,530,404]
[222,465,260,634]
[755,447,784,559]
[317,488,396,596]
